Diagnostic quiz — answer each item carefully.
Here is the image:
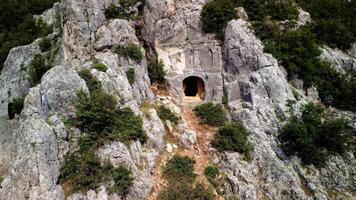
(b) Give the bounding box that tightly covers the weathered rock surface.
[0,43,40,118]
[143,0,224,102]
[221,18,355,200]
[320,45,356,73]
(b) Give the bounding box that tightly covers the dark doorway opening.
[183,76,205,100]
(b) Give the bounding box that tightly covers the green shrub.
[59,151,104,192]
[222,95,228,106]
[204,165,219,180]
[296,0,355,50]
[126,68,135,85]
[0,176,4,185]
[114,43,143,62]
[76,69,147,144]
[8,96,25,119]
[212,122,253,159]
[163,155,196,183]
[59,149,134,195]
[157,105,180,124]
[147,57,166,84]
[60,123,134,195]
[93,63,108,72]
[29,54,51,85]
[109,165,134,195]
[75,90,147,144]
[194,102,227,126]
[78,69,101,92]
[279,103,353,167]
[39,37,51,52]
[237,0,298,21]
[157,183,214,200]
[200,0,236,39]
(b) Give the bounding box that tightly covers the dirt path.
[148,103,223,200]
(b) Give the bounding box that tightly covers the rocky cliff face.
[0,1,355,200]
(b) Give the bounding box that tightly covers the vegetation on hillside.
[147,57,166,84]
[158,155,215,200]
[93,62,108,72]
[201,0,356,112]
[280,103,353,167]
[59,70,145,195]
[59,138,134,196]
[157,105,180,125]
[212,122,253,160]
[0,0,55,71]
[29,54,51,85]
[194,103,227,126]
[296,0,355,50]
[114,43,143,62]
[126,68,136,85]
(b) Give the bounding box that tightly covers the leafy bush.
[93,63,108,72]
[212,122,253,159]
[59,147,134,195]
[8,96,25,119]
[296,0,355,50]
[157,105,180,124]
[0,176,3,185]
[204,165,219,180]
[163,155,196,183]
[78,69,101,92]
[39,37,51,52]
[200,0,236,39]
[157,183,214,200]
[237,0,299,21]
[75,90,147,144]
[108,165,134,195]
[29,54,51,85]
[126,68,135,85]
[59,151,103,192]
[114,43,143,62]
[194,102,227,126]
[76,70,147,144]
[0,0,55,71]
[147,57,166,84]
[279,103,353,167]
